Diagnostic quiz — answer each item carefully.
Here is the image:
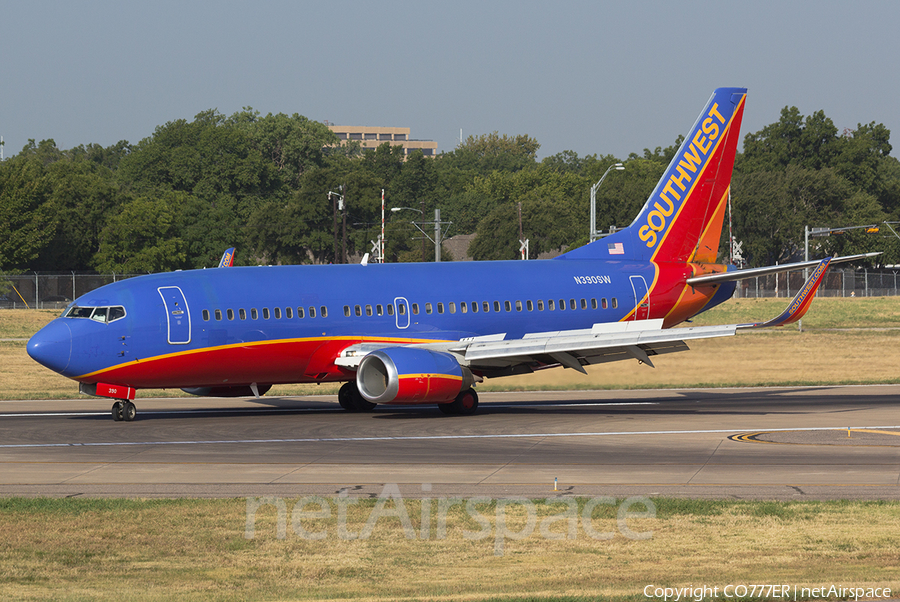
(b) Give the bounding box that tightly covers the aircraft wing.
[336,257,833,377]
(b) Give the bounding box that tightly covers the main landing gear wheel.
[338,382,376,412]
[111,400,137,422]
[439,388,479,416]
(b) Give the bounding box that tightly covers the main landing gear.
[438,388,479,416]
[338,382,377,412]
[111,400,137,422]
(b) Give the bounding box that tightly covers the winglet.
[218,247,235,268]
[737,257,831,329]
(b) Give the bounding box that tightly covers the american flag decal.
[608,242,624,255]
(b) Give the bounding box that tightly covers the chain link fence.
[1,268,898,310]
[736,268,900,298]
[0,273,147,310]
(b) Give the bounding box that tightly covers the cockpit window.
[64,305,126,323]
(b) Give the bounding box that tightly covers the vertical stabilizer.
[560,87,747,263]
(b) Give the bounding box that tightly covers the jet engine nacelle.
[181,384,272,397]
[356,347,475,405]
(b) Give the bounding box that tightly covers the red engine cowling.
[356,347,475,405]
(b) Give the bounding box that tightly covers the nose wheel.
[112,400,137,422]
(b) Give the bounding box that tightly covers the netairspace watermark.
[643,584,893,602]
[244,483,656,556]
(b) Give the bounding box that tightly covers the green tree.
[93,194,187,273]
[0,155,55,271]
[228,108,338,188]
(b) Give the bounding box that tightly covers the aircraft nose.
[27,320,73,374]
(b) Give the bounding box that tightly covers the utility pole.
[342,185,348,264]
[328,186,344,263]
[434,208,441,262]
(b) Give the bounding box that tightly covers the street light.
[590,163,625,242]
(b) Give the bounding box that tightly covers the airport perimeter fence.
[1,269,899,310]
[0,273,147,310]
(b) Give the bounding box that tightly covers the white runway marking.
[0,401,658,419]
[2,425,899,450]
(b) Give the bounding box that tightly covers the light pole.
[590,163,624,242]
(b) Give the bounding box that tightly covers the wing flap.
[462,322,735,368]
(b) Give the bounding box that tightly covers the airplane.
[26,87,875,421]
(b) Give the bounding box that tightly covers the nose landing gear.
[111,400,137,422]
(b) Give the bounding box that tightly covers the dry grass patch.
[0,498,898,601]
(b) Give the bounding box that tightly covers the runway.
[1,385,899,500]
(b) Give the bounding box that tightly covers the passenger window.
[398,303,406,315]
[601,298,608,309]
[297,307,305,318]
[449,302,456,314]
[202,309,210,321]
[493,301,501,312]
[548,299,555,311]
[286,307,293,319]
[580,299,587,310]
[309,307,316,318]
[387,304,394,316]
[611,298,618,309]
[537,300,544,311]
[355,305,362,317]
[376,304,384,316]
[471,302,478,313]
[459,302,467,314]
[320,306,327,318]
[366,305,373,316]
[591,299,598,310]
[559,299,566,311]
[526,300,533,311]
[483,301,490,313]
[344,306,351,317]
[215,309,223,321]
[240,308,247,320]
[274,307,281,319]
[412,303,419,315]
[425,303,433,315]
[570,299,576,310]
[227,309,234,320]
[437,303,444,314]
[251,308,258,320]
[262,308,270,320]
[504,301,511,312]
[515,300,523,312]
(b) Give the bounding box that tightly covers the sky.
[3,1,900,161]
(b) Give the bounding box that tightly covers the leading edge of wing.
[686,252,879,286]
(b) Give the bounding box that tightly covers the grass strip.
[0,497,897,601]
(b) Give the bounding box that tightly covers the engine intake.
[357,347,474,405]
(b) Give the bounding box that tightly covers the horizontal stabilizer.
[687,253,879,286]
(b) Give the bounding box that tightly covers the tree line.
[2,104,898,274]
